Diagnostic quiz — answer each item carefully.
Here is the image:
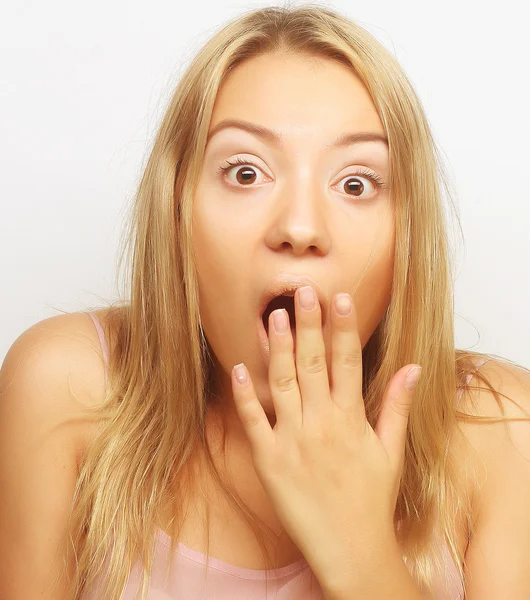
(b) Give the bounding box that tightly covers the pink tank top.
[84,311,485,599]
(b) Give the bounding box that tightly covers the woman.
[1,4,529,600]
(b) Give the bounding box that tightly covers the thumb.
[374,365,422,472]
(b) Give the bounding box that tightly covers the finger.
[231,363,275,457]
[330,293,364,419]
[294,285,331,425]
[268,308,302,431]
[374,364,422,473]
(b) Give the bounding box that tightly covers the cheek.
[191,211,226,331]
[191,207,253,353]
[192,191,251,265]
[347,220,395,346]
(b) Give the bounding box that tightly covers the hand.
[230,285,422,585]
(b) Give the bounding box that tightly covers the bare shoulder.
[456,357,530,471]
[0,310,112,598]
[455,357,530,596]
[0,310,111,464]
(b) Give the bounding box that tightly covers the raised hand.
[231,285,422,588]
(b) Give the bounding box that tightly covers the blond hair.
[60,4,530,599]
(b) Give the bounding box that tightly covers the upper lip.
[258,273,328,327]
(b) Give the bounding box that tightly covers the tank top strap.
[86,311,109,387]
[457,357,490,404]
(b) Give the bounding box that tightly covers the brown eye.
[233,165,258,185]
[335,169,386,200]
[217,158,266,187]
[342,176,370,197]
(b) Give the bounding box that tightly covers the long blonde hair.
[61,4,530,599]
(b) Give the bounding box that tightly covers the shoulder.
[0,310,113,596]
[457,357,530,465]
[455,357,530,594]
[0,310,112,465]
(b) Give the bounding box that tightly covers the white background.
[1,0,528,368]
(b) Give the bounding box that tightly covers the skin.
[193,51,395,456]
[179,54,530,589]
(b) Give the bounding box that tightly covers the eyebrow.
[206,118,388,150]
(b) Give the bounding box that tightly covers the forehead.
[207,53,386,147]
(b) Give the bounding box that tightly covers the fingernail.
[299,286,316,310]
[234,363,248,386]
[272,309,289,334]
[404,366,422,392]
[335,293,352,316]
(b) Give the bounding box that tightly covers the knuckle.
[337,351,362,371]
[315,426,335,447]
[298,353,327,374]
[390,396,411,419]
[273,374,298,393]
[241,414,263,429]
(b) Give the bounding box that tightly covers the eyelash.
[216,157,387,196]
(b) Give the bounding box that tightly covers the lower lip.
[257,316,297,363]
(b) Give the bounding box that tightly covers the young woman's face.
[192,52,394,424]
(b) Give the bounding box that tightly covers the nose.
[264,177,332,256]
